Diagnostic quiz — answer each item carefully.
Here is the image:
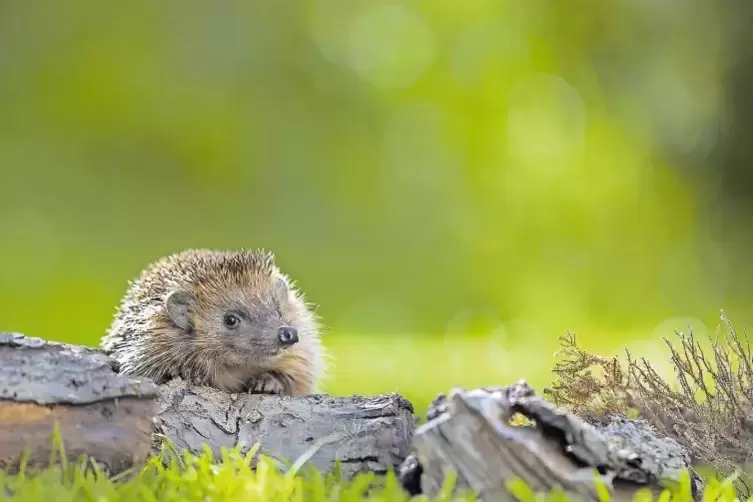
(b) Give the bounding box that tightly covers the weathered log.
[399,381,703,502]
[0,332,416,480]
[8,329,702,497]
[0,332,160,474]
[152,377,415,480]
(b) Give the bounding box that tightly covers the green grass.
[0,440,743,502]
[0,445,425,502]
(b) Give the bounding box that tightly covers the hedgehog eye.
[223,313,241,329]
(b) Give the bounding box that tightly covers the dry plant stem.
[545,333,635,421]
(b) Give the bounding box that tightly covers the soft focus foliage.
[0,0,750,409]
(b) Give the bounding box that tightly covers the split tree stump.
[399,381,703,501]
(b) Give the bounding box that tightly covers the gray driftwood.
[399,381,703,501]
[0,332,160,474]
[153,377,415,479]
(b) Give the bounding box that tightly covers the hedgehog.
[100,248,327,396]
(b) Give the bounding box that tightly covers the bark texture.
[0,332,160,474]
[153,377,415,479]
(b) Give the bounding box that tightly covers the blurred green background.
[2,0,753,412]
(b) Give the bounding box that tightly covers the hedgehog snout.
[277,326,299,346]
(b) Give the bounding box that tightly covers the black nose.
[277,326,299,346]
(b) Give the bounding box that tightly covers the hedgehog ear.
[275,274,290,297]
[165,290,196,331]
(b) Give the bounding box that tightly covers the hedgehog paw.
[248,372,285,395]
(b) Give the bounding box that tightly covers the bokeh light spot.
[310,0,361,67]
[347,5,436,89]
[653,316,710,339]
[506,72,587,164]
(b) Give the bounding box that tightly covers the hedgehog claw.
[247,372,285,395]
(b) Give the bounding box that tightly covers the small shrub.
[545,311,753,497]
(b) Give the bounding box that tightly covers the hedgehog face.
[164,273,305,365]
